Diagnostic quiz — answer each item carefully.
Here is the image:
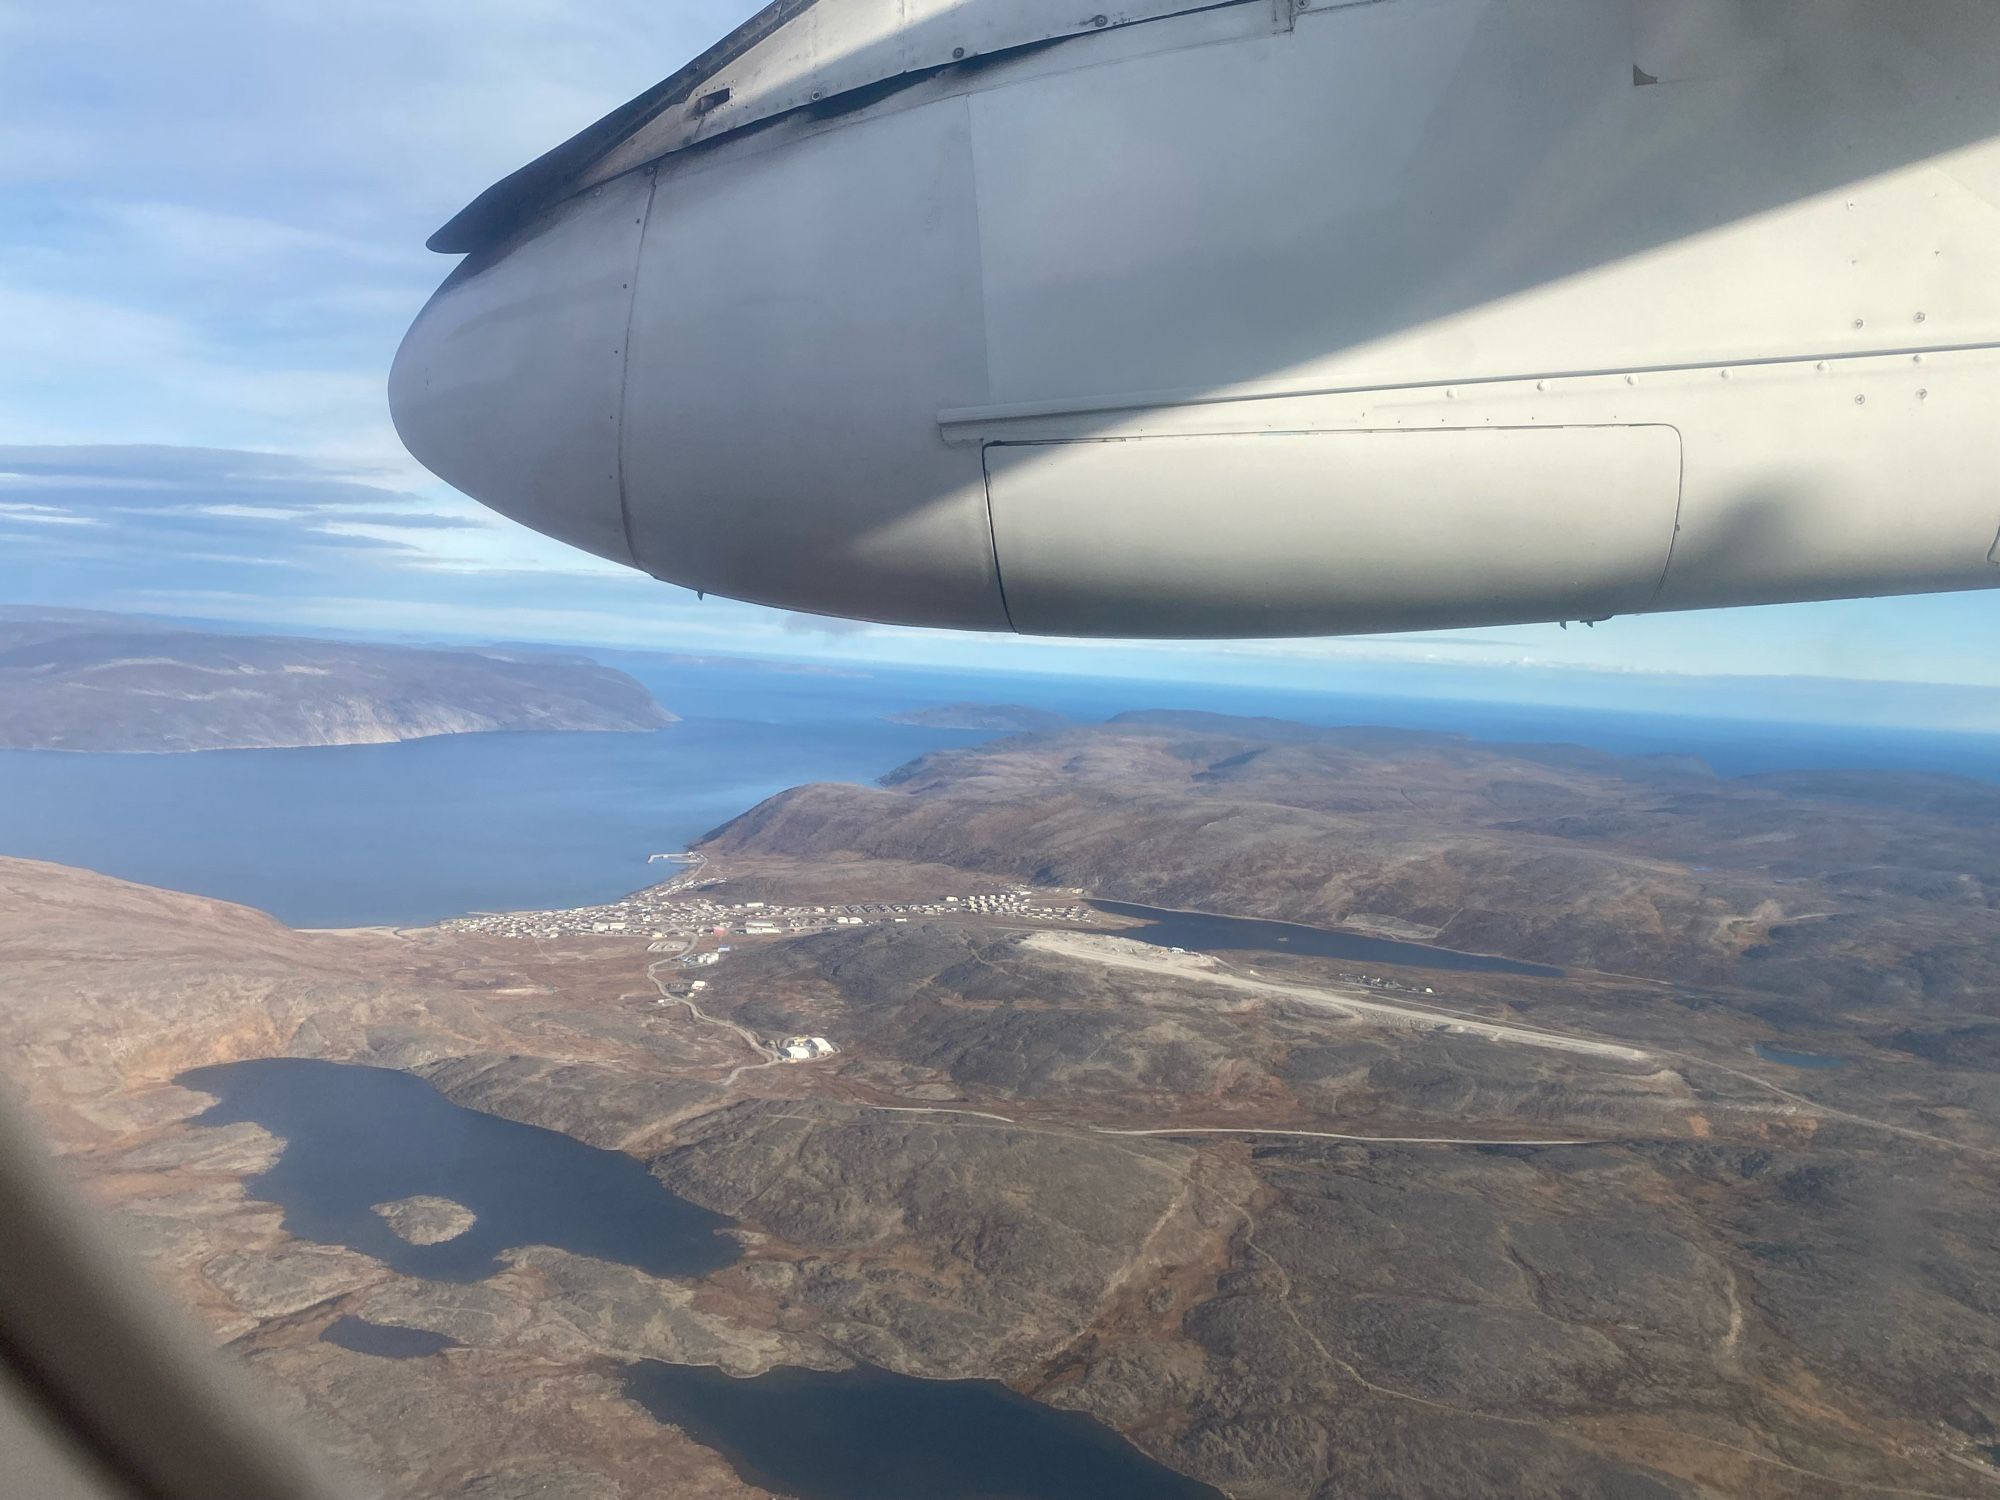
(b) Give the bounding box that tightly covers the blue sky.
[2,0,1997,728]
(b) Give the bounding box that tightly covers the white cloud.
[94,201,418,272]
[0,283,192,369]
[782,612,876,638]
[0,501,100,526]
[0,0,763,459]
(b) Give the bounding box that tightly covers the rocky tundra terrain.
[0,715,1996,1498]
[708,711,2000,1012]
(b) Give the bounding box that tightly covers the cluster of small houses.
[443,886,1098,943]
[695,891,1098,934]
[1337,971,1438,996]
[444,880,1107,1074]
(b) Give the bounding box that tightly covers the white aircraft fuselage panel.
[390,0,2000,638]
[984,427,1684,637]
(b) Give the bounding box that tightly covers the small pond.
[320,1316,457,1359]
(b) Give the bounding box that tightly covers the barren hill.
[0,611,674,751]
[703,713,2000,1010]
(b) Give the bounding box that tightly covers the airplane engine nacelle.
[392,0,2000,638]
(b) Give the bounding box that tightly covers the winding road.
[641,957,782,1084]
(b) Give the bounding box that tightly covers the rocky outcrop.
[372,1196,478,1245]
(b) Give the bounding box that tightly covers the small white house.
[778,1035,837,1062]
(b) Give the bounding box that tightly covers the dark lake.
[189,1055,1226,1498]
[1754,1041,1848,1071]
[178,1058,737,1282]
[622,1361,1222,1500]
[1093,900,1563,978]
[320,1316,457,1359]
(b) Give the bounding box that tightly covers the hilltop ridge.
[0,610,674,751]
[704,713,2000,1010]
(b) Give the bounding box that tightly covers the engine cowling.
[393,0,2000,637]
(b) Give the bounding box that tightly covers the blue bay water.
[0,652,1995,928]
[0,713,986,928]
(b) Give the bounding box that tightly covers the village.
[432,866,1115,1070]
[436,868,1480,1072]
[437,871,1102,948]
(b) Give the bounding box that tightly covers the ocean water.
[0,667,992,927]
[0,652,1994,928]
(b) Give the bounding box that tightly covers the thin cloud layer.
[1,2,1995,712]
[0,445,520,602]
[0,444,482,538]
[0,443,760,653]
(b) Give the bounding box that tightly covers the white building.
[777,1035,837,1062]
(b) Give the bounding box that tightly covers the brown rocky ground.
[1,709,1997,1500]
[704,713,2000,1015]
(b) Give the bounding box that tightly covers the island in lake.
[1,710,1996,1498]
[0,608,674,751]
